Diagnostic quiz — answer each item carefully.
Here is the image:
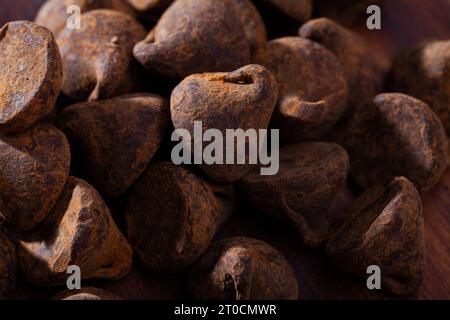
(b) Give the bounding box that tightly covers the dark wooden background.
[1,0,449,299]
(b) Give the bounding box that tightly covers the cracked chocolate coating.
[389,40,450,135]
[35,0,135,36]
[0,230,16,298]
[126,162,235,273]
[340,93,448,192]
[238,142,350,247]
[133,0,252,80]
[57,9,146,101]
[188,237,298,300]
[52,287,121,300]
[170,64,278,182]
[57,93,169,198]
[0,124,70,230]
[0,21,62,133]
[326,177,425,295]
[19,177,132,286]
[300,18,385,112]
[254,37,348,142]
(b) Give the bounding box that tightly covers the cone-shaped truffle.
[57,10,146,101]
[57,93,169,198]
[19,177,132,286]
[340,93,448,192]
[35,0,135,36]
[254,37,348,142]
[133,0,251,80]
[239,142,350,247]
[0,124,70,230]
[188,237,298,300]
[171,64,278,182]
[0,21,62,133]
[126,162,234,273]
[326,177,425,295]
[300,18,385,112]
[389,40,450,134]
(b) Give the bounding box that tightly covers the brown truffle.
[35,0,135,36]
[389,40,450,134]
[52,287,121,300]
[0,124,70,230]
[340,93,448,192]
[254,0,312,23]
[188,237,298,300]
[133,0,251,80]
[170,64,278,182]
[325,177,425,295]
[238,142,350,247]
[126,0,173,15]
[0,21,62,133]
[57,9,146,101]
[57,93,169,198]
[254,37,348,142]
[19,177,132,286]
[300,18,385,112]
[0,230,16,298]
[126,162,234,273]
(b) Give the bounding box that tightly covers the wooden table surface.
[1,0,449,300]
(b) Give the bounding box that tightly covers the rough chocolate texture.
[188,237,298,300]
[0,124,70,231]
[133,0,252,80]
[340,93,448,192]
[0,21,62,133]
[170,64,278,182]
[57,93,169,198]
[326,177,425,295]
[389,40,450,135]
[254,0,312,23]
[126,162,234,273]
[0,230,16,298]
[239,142,350,247]
[254,37,348,142]
[19,177,132,286]
[300,18,385,112]
[52,287,121,300]
[35,0,135,36]
[57,9,146,101]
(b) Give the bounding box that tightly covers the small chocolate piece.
[0,124,70,230]
[389,40,450,134]
[126,162,234,273]
[52,287,121,300]
[300,18,385,112]
[170,64,278,182]
[19,177,132,286]
[57,93,169,198]
[326,177,425,295]
[0,21,62,133]
[239,142,350,247]
[133,0,251,80]
[254,37,348,142]
[340,93,448,192]
[0,230,16,298]
[57,9,146,101]
[35,0,135,36]
[188,237,298,300]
